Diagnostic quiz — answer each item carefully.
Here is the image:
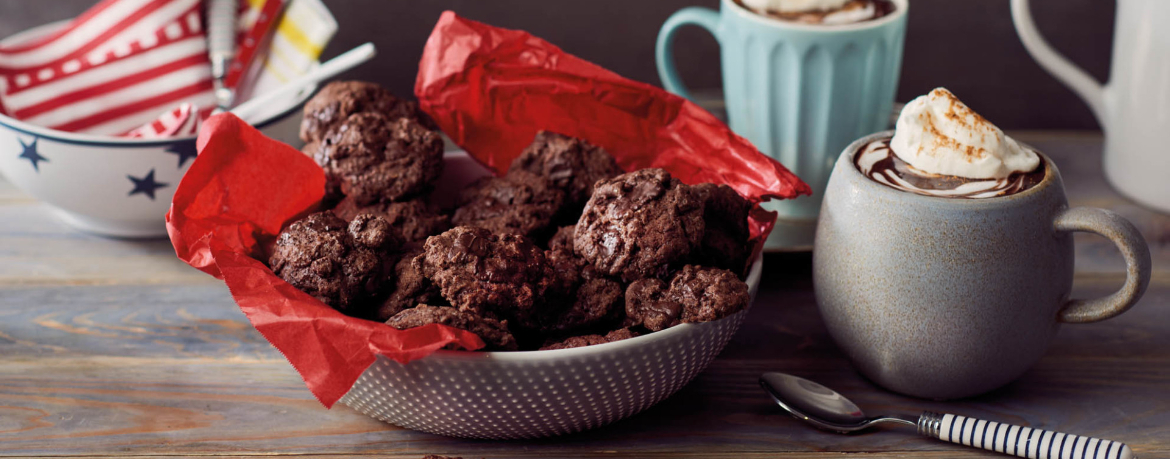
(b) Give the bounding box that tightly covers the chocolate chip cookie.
[333,197,451,244]
[575,168,705,282]
[671,265,751,323]
[451,170,565,239]
[300,140,344,205]
[386,304,518,351]
[625,265,750,331]
[692,183,752,275]
[540,328,638,350]
[550,277,624,333]
[547,225,576,252]
[623,277,677,332]
[508,131,623,208]
[416,226,555,325]
[299,80,434,143]
[314,113,444,205]
[269,212,398,315]
[375,244,443,321]
[540,247,623,334]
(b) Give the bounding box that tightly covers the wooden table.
[0,132,1166,458]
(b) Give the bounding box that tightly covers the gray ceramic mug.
[813,131,1152,399]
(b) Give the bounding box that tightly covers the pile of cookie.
[269,81,754,351]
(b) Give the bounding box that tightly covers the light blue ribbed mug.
[656,0,908,222]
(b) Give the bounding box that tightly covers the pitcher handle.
[1053,207,1151,323]
[655,7,721,102]
[1010,0,1108,127]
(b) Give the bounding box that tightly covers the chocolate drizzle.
[854,139,1045,199]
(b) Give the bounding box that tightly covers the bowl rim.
[421,253,764,361]
[0,20,311,147]
[0,102,304,147]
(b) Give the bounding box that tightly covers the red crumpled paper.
[167,11,809,409]
[417,12,810,205]
[167,114,486,408]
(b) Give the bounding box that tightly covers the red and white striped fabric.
[0,0,217,137]
[0,0,293,139]
[123,102,200,137]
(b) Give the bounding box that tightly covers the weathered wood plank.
[0,283,271,359]
[0,202,213,286]
[0,352,1164,457]
[0,259,1165,457]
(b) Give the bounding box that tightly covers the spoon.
[759,372,1134,459]
[207,0,238,110]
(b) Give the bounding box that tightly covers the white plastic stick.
[230,42,377,123]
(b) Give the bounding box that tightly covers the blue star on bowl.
[127,169,169,200]
[17,137,48,172]
[165,141,198,168]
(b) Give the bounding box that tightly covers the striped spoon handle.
[917,412,1135,459]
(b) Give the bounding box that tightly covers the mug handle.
[655,7,721,102]
[1010,0,1107,126]
[1053,207,1151,323]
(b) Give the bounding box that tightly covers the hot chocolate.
[736,0,896,25]
[855,88,1044,198]
[855,139,1045,198]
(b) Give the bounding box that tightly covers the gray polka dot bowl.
[339,255,762,439]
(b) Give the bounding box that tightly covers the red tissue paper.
[167,11,809,409]
[166,114,485,408]
[415,11,810,206]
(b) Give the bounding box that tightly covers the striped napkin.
[234,0,337,104]
[0,0,335,139]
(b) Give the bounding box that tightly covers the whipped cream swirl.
[890,88,1039,179]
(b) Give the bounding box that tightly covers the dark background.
[0,0,1116,130]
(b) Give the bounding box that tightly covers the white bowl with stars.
[0,106,308,238]
[338,253,763,440]
[0,21,314,238]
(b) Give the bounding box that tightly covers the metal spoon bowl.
[759,372,915,433]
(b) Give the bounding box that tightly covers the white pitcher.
[1012,0,1170,213]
